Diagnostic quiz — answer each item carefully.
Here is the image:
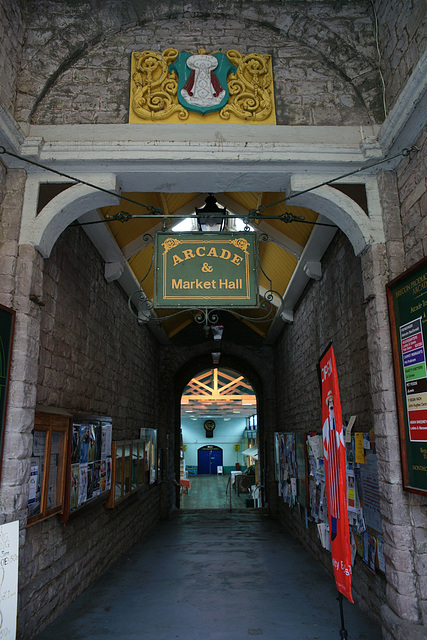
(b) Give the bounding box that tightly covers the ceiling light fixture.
[195,194,227,233]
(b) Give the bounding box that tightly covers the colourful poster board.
[387,257,427,495]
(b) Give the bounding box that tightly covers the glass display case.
[59,416,113,522]
[139,428,157,484]
[106,440,146,508]
[27,411,71,526]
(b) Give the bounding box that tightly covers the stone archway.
[157,344,274,513]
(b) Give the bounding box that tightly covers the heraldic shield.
[169,51,237,115]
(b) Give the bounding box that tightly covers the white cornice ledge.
[15,124,379,169]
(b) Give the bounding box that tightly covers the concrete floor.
[35,477,382,640]
[180,473,251,509]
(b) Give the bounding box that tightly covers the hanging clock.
[204,419,215,437]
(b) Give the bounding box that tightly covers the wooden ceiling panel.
[99,191,323,341]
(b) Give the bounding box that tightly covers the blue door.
[198,447,223,474]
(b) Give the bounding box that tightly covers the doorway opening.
[198,445,223,474]
[179,366,260,510]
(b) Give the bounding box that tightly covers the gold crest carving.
[129,49,276,124]
[131,48,188,121]
[221,51,273,122]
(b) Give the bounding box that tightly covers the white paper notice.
[0,520,19,640]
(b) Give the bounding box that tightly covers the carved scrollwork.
[131,48,189,121]
[162,237,182,254]
[221,50,273,121]
[229,237,250,253]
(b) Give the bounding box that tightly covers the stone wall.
[158,339,276,507]
[15,225,162,639]
[395,127,427,269]
[0,0,25,113]
[388,125,427,633]
[20,486,160,639]
[37,226,160,434]
[17,0,383,125]
[273,231,385,621]
[373,0,426,114]
[275,231,373,433]
[0,166,42,534]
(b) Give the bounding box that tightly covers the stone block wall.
[275,231,373,433]
[15,225,163,639]
[395,127,427,269]
[37,226,159,434]
[20,487,160,639]
[273,231,385,621]
[373,0,427,110]
[391,125,427,630]
[16,0,383,125]
[0,0,25,113]
[373,0,426,114]
[0,166,43,534]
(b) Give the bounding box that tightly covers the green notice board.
[387,258,427,495]
[0,304,15,482]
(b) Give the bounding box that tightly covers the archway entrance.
[179,366,260,509]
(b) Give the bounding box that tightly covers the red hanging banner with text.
[320,344,353,603]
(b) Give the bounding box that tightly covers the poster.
[70,464,79,510]
[87,425,96,463]
[296,433,307,508]
[319,343,353,603]
[354,433,365,464]
[71,424,81,463]
[359,452,382,533]
[79,426,89,464]
[387,257,427,494]
[0,520,19,640]
[78,464,88,506]
[101,424,112,458]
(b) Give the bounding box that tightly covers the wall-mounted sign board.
[387,257,427,495]
[154,232,259,308]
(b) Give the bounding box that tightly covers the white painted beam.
[80,210,169,344]
[265,216,337,344]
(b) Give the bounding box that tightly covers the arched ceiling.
[182,367,257,418]
[99,190,336,343]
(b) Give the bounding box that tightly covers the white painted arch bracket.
[286,174,385,256]
[19,173,120,258]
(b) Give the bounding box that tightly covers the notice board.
[387,257,427,495]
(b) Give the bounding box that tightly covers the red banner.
[320,344,353,603]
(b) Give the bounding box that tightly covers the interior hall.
[0,1,426,640]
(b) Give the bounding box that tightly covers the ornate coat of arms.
[169,51,236,114]
[129,48,276,124]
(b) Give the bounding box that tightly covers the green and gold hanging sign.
[154,232,259,308]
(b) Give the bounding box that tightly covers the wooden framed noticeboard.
[0,304,15,483]
[387,257,427,495]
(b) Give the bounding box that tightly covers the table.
[180,479,191,494]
